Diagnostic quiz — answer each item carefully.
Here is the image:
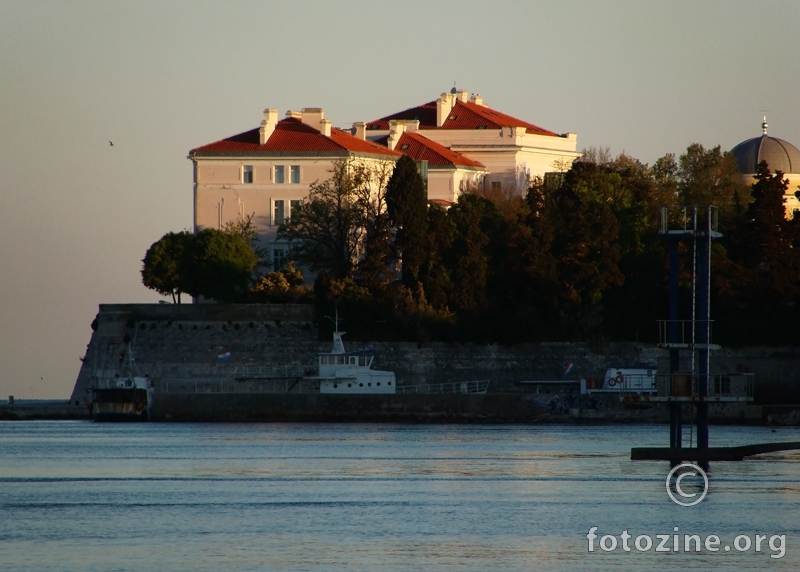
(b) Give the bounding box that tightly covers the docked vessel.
[91,375,153,421]
[90,342,153,421]
[307,328,396,394]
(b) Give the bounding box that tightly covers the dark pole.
[668,238,681,449]
[695,217,711,462]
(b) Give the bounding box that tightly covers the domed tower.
[731,117,800,216]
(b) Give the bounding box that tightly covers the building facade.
[364,89,580,193]
[189,108,400,270]
[189,91,579,270]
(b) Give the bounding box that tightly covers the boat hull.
[91,388,150,422]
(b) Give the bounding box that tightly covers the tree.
[141,231,194,303]
[445,194,497,313]
[278,158,388,279]
[677,144,750,225]
[180,228,258,303]
[386,155,428,286]
[251,261,310,302]
[740,162,797,300]
[223,212,268,268]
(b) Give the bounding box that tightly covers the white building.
[364,89,580,194]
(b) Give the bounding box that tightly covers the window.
[274,200,285,226]
[275,165,285,184]
[290,200,302,219]
[491,181,502,191]
[242,165,253,184]
[544,172,565,191]
[291,165,300,184]
[272,247,287,271]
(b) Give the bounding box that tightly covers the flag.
[563,362,574,376]
[217,350,232,361]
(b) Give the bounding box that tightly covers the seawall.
[68,304,800,423]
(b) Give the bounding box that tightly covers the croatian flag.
[563,362,574,376]
[217,350,232,361]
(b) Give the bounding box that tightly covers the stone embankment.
[48,303,800,423]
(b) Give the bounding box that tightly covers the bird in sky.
[109,141,114,146]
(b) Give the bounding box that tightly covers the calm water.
[1,422,799,571]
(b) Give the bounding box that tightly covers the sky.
[1,0,799,399]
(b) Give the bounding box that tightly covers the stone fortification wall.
[70,304,316,405]
[70,304,800,417]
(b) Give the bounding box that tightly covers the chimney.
[387,120,407,150]
[469,93,485,106]
[436,92,455,127]
[259,108,279,144]
[300,107,325,130]
[456,89,469,103]
[285,110,302,119]
[352,122,367,140]
[319,119,332,137]
[403,119,420,133]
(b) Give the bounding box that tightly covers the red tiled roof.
[366,100,439,131]
[395,132,485,168]
[366,99,560,137]
[429,198,453,207]
[191,118,400,156]
[445,101,559,136]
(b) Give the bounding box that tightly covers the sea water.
[1,421,798,571]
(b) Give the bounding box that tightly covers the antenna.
[325,302,342,333]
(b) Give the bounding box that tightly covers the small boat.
[90,342,153,421]
[91,375,153,421]
[306,325,396,394]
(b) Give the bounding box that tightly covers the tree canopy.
[141,231,194,303]
[141,228,258,303]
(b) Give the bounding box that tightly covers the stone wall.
[70,304,800,417]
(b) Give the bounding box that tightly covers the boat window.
[337,356,345,365]
[349,357,356,365]
[320,356,326,365]
[377,382,380,386]
[359,383,363,387]
[388,381,392,385]
[359,356,366,366]
[333,384,338,389]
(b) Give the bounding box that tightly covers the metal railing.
[396,380,490,395]
[657,320,714,346]
[654,373,754,400]
[229,365,312,379]
[156,377,319,394]
[660,205,719,234]
[614,375,658,394]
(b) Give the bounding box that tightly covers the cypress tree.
[386,155,428,286]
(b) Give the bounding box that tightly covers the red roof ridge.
[449,101,560,137]
[365,97,562,137]
[191,117,399,156]
[398,132,485,168]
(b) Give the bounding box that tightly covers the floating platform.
[631,441,800,462]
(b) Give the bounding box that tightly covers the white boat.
[307,327,396,394]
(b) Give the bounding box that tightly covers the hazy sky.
[2,1,799,399]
